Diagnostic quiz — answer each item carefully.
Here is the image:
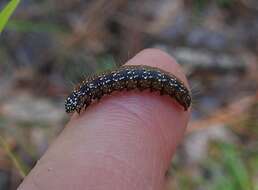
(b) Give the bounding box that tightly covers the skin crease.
[18,49,191,190]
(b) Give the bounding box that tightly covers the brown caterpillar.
[65,65,191,113]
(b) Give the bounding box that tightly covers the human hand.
[18,49,191,190]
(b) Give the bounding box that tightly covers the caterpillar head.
[65,91,81,113]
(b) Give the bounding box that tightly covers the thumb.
[18,49,191,190]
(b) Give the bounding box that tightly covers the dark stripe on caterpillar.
[65,65,191,114]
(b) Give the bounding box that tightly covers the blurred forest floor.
[0,0,258,189]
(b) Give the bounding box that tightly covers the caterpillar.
[65,65,191,114]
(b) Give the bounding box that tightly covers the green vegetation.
[0,0,20,33]
[193,0,234,12]
[216,0,234,8]
[7,20,67,33]
[210,142,252,190]
[174,140,257,190]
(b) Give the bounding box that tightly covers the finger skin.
[18,49,191,190]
